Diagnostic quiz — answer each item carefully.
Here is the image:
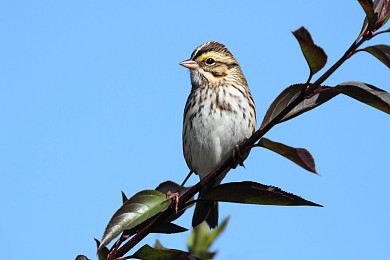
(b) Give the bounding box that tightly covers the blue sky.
[1,1,389,259]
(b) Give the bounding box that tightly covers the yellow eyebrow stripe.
[195,51,225,62]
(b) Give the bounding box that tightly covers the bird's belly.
[185,108,253,179]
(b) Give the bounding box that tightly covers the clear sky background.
[1,1,389,259]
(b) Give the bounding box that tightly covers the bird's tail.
[192,187,218,229]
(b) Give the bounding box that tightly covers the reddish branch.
[107,36,370,260]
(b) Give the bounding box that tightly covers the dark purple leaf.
[123,219,188,238]
[155,180,188,195]
[359,0,389,36]
[130,244,198,260]
[358,0,375,21]
[75,256,89,260]
[334,81,390,114]
[202,181,322,207]
[292,27,327,76]
[261,84,337,127]
[98,190,171,252]
[258,138,317,174]
[362,44,390,69]
[260,84,306,128]
[152,222,188,234]
[374,0,390,28]
[281,87,339,123]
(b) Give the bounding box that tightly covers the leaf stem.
[372,28,390,37]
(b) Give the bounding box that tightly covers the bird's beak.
[180,60,199,70]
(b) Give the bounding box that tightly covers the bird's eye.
[206,58,215,65]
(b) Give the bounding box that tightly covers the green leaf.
[334,81,390,114]
[202,181,322,207]
[155,180,194,222]
[98,190,171,252]
[260,84,306,128]
[154,239,165,250]
[118,181,192,238]
[292,27,327,76]
[130,244,198,260]
[281,87,339,123]
[187,217,229,259]
[94,239,109,260]
[359,16,370,39]
[258,138,317,174]
[121,191,128,204]
[362,44,390,69]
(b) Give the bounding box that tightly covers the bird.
[180,41,256,228]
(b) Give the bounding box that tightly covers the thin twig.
[372,28,390,38]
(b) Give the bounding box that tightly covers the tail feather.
[205,201,218,228]
[192,189,219,229]
[192,169,231,229]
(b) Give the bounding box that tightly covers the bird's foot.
[166,191,180,213]
[232,144,245,169]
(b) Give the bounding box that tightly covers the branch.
[107,34,370,260]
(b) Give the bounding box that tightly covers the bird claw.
[232,144,245,169]
[166,191,180,213]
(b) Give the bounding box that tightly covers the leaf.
[124,219,188,237]
[98,190,171,252]
[358,0,375,22]
[260,84,306,128]
[94,239,109,260]
[357,0,389,38]
[374,0,390,28]
[75,256,89,260]
[362,44,390,69]
[359,0,389,35]
[154,239,165,250]
[334,81,390,115]
[202,181,322,207]
[121,191,128,204]
[155,180,194,222]
[261,84,337,127]
[130,244,198,260]
[258,137,317,174]
[153,222,188,233]
[187,217,229,259]
[281,87,339,122]
[118,181,192,238]
[155,180,184,194]
[292,27,327,76]
[359,16,370,39]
